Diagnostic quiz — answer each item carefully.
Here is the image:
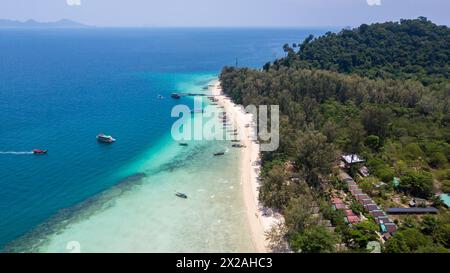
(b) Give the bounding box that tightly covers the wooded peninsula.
[220,17,450,253]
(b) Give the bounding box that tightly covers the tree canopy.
[220,17,450,253]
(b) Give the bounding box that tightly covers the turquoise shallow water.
[0,28,332,252]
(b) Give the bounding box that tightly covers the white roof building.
[342,154,365,164]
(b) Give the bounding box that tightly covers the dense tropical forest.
[220,18,450,253]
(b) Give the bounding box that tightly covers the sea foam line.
[0,151,33,155]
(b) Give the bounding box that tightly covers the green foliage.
[292,18,450,86]
[432,223,450,248]
[284,195,316,234]
[403,143,426,160]
[361,107,391,140]
[346,221,379,249]
[321,204,346,227]
[384,228,441,253]
[421,215,439,235]
[416,244,450,253]
[365,135,381,151]
[259,165,289,209]
[349,199,364,215]
[289,226,338,253]
[399,170,434,198]
[343,120,365,155]
[366,158,396,183]
[359,177,378,194]
[442,180,450,193]
[295,131,335,187]
[428,152,448,168]
[220,17,450,253]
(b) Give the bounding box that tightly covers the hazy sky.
[0,0,448,27]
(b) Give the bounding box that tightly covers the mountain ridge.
[0,19,91,28]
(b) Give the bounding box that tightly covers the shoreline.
[210,79,280,253]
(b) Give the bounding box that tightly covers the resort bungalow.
[344,209,361,224]
[365,203,379,211]
[342,154,365,168]
[331,197,343,204]
[334,203,347,210]
[370,210,386,218]
[345,215,361,224]
[331,197,347,210]
[386,207,439,214]
[338,169,398,236]
[359,166,370,177]
[440,194,450,208]
[356,193,369,201]
[408,198,427,207]
[385,223,398,233]
[344,209,355,217]
[348,185,359,193]
[379,219,397,234]
[375,216,392,225]
[361,198,375,206]
[351,188,364,195]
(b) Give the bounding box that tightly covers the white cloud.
[366,0,382,6]
[66,0,81,6]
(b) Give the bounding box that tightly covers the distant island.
[0,19,91,28]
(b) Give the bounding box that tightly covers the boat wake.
[0,151,33,155]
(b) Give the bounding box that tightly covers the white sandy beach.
[210,80,281,253]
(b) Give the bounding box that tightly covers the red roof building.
[344,209,356,216]
[347,215,360,224]
[334,203,347,210]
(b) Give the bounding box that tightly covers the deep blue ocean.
[0,28,331,249]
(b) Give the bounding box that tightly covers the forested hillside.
[272,17,450,86]
[220,18,450,253]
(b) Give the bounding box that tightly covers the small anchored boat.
[232,144,246,148]
[179,142,188,146]
[97,134,116,143]
[33,149,48,155]
[171,93,181,99]
[175,192,188,199]
[213,152,225,156]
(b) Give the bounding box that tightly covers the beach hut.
[331,197,344,204]
[375,216,392,225]
[370,210,386,218]
[392,177,400,188]
[334,203,347,210]
[365,203,379,211]
[347,215,360,224]
[385,223,398,233]
[356,194,369,201]
[361,198,375,206]
[440,194,450,208]
[359,166,370,177]
[344,209,356,217]
[352,188,364,195]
